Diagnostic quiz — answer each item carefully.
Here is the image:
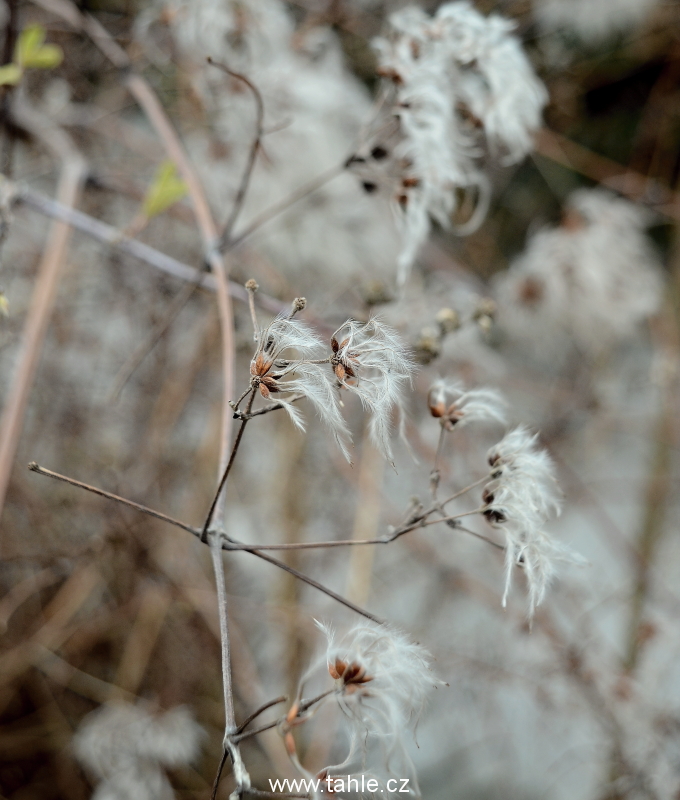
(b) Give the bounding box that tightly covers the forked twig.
[233,689,335,743]
[236,696,288,736]
[27,462,382,623]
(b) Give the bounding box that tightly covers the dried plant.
[1,1,679,800]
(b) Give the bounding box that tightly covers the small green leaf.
[15,25,45,66]
[23,43,62,69]
[15,25,63,70]
[142,161,188,219]
[0,293,9,317]
[0,64,22,86]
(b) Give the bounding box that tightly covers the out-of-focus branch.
[30,0,236,508]
[0,99,87,530]
[226,162,346,253]
[3,178,286,314]
[207,58,265,248]
[534,128,680,221]
[622,232,680,674]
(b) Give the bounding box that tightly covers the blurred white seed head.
[73,703,203,800]
[428,379,507,429]
[482,426,576,616]
[143,0,401,290]
[494,189,664,361]
[330,318,415,464]
[367,1,547,282]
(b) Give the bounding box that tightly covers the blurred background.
[0,0,679,798]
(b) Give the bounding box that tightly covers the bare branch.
[207,58,266,248]
[226,162,346,253]
[236,696,288,736]
[5,178,286,315]
[28,463,382,623]
[201,390,256,542]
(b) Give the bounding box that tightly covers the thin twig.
[4,178,286,315]
[233,689,335,743]
[208,509,484,551]
[201,390,256,542]
[429,426,447,500]
[236,696,288,736]
[226,163,346,253]
[28,463,381,622]
[453,524,505,551]
[233,395,305,421]
[246,549,382,623]
[27,463,198,535]
[207,58,265,249]
[440,474,490,507]
[210,747,230,800]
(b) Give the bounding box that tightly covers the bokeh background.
[0,0,679,798]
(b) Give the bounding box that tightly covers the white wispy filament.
[369,1,547,282]
[428,379,507,429]
[330,318,414,464]
[317,620,435,786]
[482,426,573,616]
[250,315,353,459]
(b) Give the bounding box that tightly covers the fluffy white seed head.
[428,379,507,429]
[250,316,353,460]
[369,2,547,282]
[330,318,415,464]
[483,427,573,616]
[316,620,436,782]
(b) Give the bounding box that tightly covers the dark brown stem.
[236,696,288,735]
[28,463,381,622]
[233,689,335,743]
[201,390,256,542]
[210,747,230,800]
